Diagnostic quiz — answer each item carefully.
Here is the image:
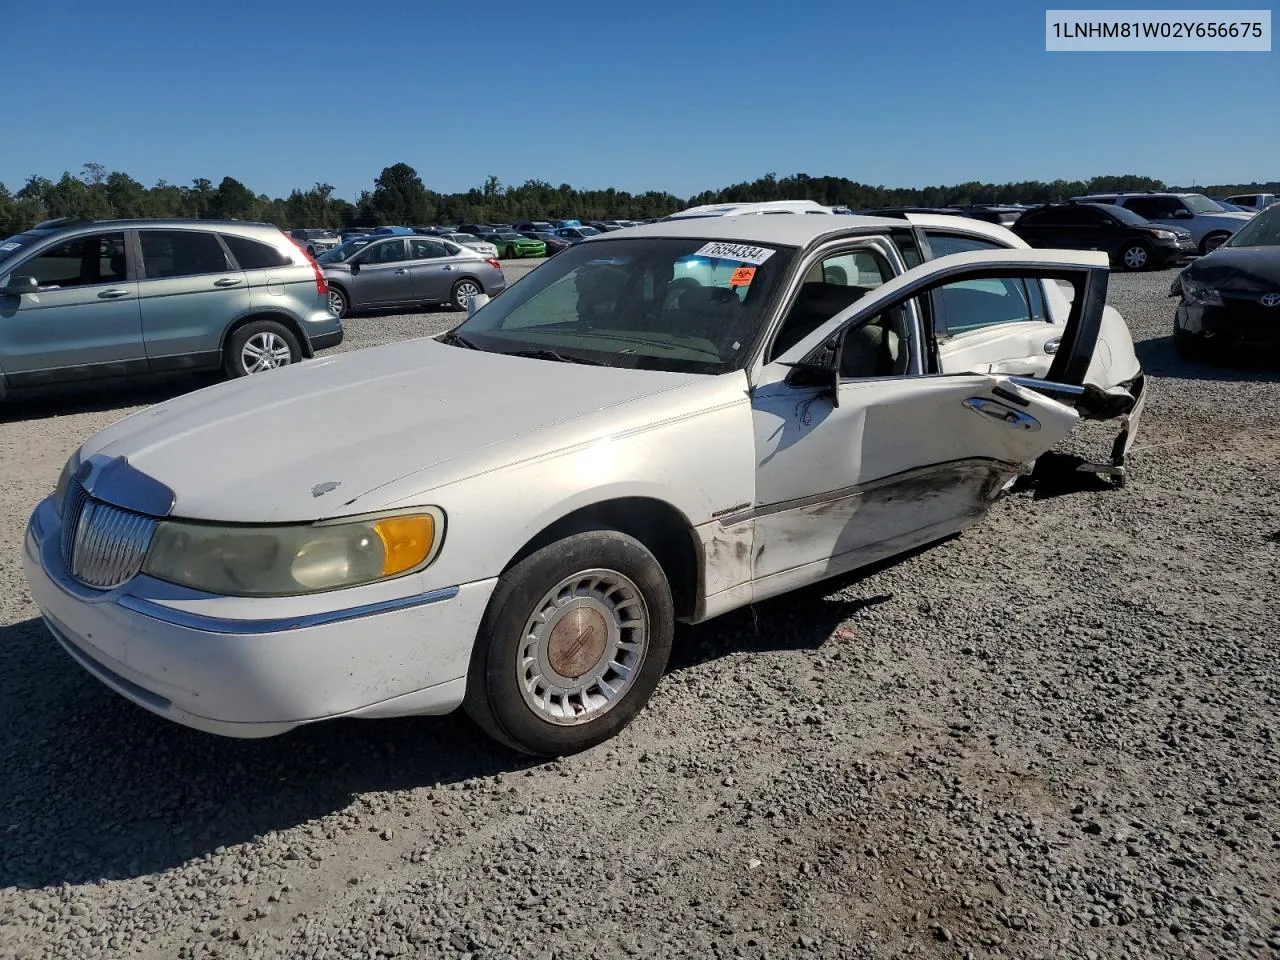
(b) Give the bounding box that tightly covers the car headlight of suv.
[1152,229,1178,240]
[1181,276,1224,306]
[141,509,444,596]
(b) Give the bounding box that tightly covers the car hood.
[1182,246,1280,291]
[80,340,701,523]
[1200,212,1254,226]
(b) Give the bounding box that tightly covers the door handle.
[443,265,454,271]
[98,288,132,299]
[213,277,243,287]
[395,268,409,275]
[964,397,1041,431]
[1043,337,1061,355]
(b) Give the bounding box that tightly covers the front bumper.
[23,497,496,738]
[1176,298,1280,347]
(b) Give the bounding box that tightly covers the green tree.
[369,163,434,225]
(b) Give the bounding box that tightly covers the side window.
[18,233,127,288]
[139,231,231,280]
[222,234,291,270]
[770,246,895,360]
[936,277,1037,335]
[1123,196,1180,219]
[362,240,407,264]
[925,233,1002,256]
[892,232,924,268]
[410,238,448,260]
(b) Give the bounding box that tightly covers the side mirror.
[467,293,490,316]
[783,334,843,407]
[2,275,39,296]
[349,262,361,274]
[1173,209,1193,219]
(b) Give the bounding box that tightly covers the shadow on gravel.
[1013,452,1118,501]
[1134,335,1280,383]
[0,616,533,891]
[0,376,211,423]
[0,564,908,890]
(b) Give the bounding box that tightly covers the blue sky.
[3,0,1275,199]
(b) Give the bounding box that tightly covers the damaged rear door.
[745,249,1110,599]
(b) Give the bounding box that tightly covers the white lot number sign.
[694,242,776,265]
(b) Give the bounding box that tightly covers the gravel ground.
[1,262,1277,960]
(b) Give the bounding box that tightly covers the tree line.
[2,162,1276,236]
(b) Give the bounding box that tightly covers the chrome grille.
[61,483,157,589]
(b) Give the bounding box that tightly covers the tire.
[1119,241,1151,271]
[450,278,482,311]
[1173,325,1212,362]
[464,530,675,756]
[224,320,301,378]
[328,285,349,318]
[1200,232,1229,256]
[505,245,517,259]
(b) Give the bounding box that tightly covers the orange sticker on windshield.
[729,266,756,286]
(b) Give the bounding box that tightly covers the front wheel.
[224,320,301,378]
[1119,242,1150,271]
[1200,232,1229,255]
[464,530,675,756]
[450,278,482,311]
[504,245,517,259]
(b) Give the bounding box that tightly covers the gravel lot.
[1,260,1278,960]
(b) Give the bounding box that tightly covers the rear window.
[223,234,293,269]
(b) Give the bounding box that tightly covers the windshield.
[1183,194,1226,214]
[577,226,601,236]
[316,239,370,263]
[449,237,796,374]
[1224,204,1280,247]
[494,232,522,240]
[450,234,482,243]
[0,230,51,262]
[1099,204,1150,227]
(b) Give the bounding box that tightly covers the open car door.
[745,249,1110,599]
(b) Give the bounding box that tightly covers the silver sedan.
[318,235,506,316]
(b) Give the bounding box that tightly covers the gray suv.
[0,218,343,397]
[1072,192,1253,254]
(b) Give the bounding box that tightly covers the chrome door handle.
[98,288,132,299]
[213,277,243,287]
[964,397,1041,431]
[395,268,409,275]
[1043,337,1061,354]
[443,265,454,271]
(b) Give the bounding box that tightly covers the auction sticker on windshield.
[693,241,776,265]
[729,266,756,286]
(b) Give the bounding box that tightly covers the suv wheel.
[224,320,301,378]
[464,529,674,756]
[1120,242,1150,271]
[1200,232,1230,255]
[328,286,349,318]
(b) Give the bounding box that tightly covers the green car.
[481,231,546,259]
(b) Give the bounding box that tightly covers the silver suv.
[1072,192,1253,254]
[0,218,343,397]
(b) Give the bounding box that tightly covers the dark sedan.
[1171,203,1280,360]
[1012,203,1196,271]
[522,230,572,255]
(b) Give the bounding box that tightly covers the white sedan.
[24,214,1145,755]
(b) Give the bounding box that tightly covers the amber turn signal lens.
[373,515,435,576]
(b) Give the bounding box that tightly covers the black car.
[1011,203,1196,271]
[522,230,572,255]
[1170,203,1280,360]
[513,220,555,233]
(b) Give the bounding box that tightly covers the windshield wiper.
[438,330,481,349]
[505,348,608,366]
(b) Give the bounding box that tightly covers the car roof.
[584,213,905,248]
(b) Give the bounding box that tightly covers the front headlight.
[141,509,444,596]
[1152,229,1177,240]
[1181,277,1224,307]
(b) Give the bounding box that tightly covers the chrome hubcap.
[329,290,345,314]
[1124,247,1147,268]
[455,282,480,306]
[517,569,649,725]
[241,332,292,373]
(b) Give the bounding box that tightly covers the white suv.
[1072,192,1252,255]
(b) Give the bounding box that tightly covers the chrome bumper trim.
[117,586,461,635]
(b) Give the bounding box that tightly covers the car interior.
[769,250,909,378]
